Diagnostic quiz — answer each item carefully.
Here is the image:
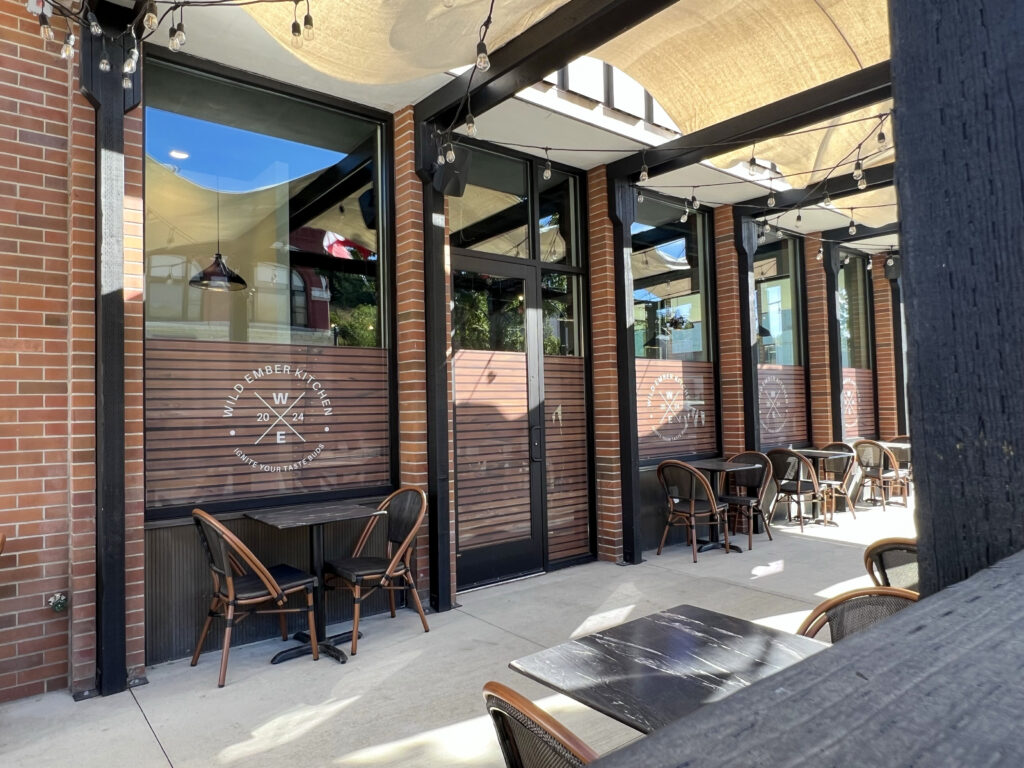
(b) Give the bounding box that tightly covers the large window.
[837,254,876,438]
[631,195,716,459]
[143,60,390,513]
[755,236,808,447]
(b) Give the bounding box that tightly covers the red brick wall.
[713,206,745,456]
[585,166,623,561]
[392,107,433,594]
[804,233,834,446]
[1,3,80,700]
[871,254,899,439]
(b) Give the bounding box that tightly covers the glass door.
[451,258,545,587]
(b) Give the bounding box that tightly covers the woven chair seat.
[224,564,316,601]
[669,498,727,514]
[778,480,819,494]
[717,493,758,506]
[325,556,408,584]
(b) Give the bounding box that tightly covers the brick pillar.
[804,233,834,446]
[713,206,745,456]
[392,108,431,591]
[871,254,899,439]
[586,166,623,562]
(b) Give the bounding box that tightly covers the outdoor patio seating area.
[0,501,914,768]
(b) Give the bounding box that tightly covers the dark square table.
[795,448,852,524]
[510,604,825,734]
[687,459,759,552]
[247,500,384,664]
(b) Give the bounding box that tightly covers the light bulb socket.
[475,40,490,72]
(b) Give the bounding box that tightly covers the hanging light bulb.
[637,192,644,203]
[175,18,187,47]
[690,193,700,210]
[436,148,446,166]
[60,31,76,60]
[843,255,851,266]
[465,113,477,137]
[122,74,132,90]
[39,13,54,41]
[748,156,758,177]
[304,1,315,40]
[87,12,103,37]
[857,176,868,191]
[877,129,887,147]
[123,39,139,74]
[143,1,159,32]
[886,256,895,267]
[848,219,857,236]
[763,221,772,235]
[291,20,303,48]
[852,160,864,180]
[767,192,776,208]
[679,208,689,223]
[757,231,767,245]
[639,163,649,183]
[816,248,823,261]
[795,212,803,225]
[823,191,833,208]
[167,26,180,52]
[98,41,111,72]
[866,258,873,270]
[542,159,552,181]
[476,40,491,71]
[446,144,456,164]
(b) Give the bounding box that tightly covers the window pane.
[612,68,646,118]
[539,169,578,265]
[542,272,582,356]
[566,56,605,102]
[755,237,803,365]
[448,149,529,259]
[452,271,526,353]
[838,259,872,369]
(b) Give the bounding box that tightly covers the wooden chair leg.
[405,574,430,633]
[657,521,671,556]
[747,507,753,550]
[796,496,804,532]
[305,587,319,661]
[760,508,773,541]
[218,604,234,688]
[388,588,396,618]
[721,514,730,553]
[350,585,361,656]
[191,597,219,667]
[690,520,698,563]
[278,612,288,641]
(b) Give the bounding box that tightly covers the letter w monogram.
[272,392,288,405]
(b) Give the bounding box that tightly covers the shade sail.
[245,0,571,85]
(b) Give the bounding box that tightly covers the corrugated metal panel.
[145,516,397,665]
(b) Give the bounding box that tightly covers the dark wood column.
[890,0,1024,595]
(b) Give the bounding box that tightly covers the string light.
[690,190,700,210]
[816,247,823,261]
[39,13,54,42]
[639,151,649,183]
[436,146,446,166]
[767,191,776,208]
[303,0,315,40]
[542,149,552,181]
[795,212,802,225]
[877,128,887,147]
[475,40,490,71]
[87,12,102,37]
[637,191,644,203]
[123,30,139,74]
[60,31,75,60]
[98,40,111,72]
[852,159,863,180]
[679,208,689,223]
[291,0,303,48]
[168,24,180,52]
[886,256,895,267]
[175,8,187,47]
[848,218,857,236]
[122,74,132,90]
[823,190,833,208]
[866,258,873,270]
[445,143,456,164]
[143,1,159,32]
[465,113,477,137]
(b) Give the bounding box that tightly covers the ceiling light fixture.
[190,187,247,292]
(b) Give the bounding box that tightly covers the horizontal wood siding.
[842,367,877,439]
[758,364,808,449]
[453,350,532,552]
[144,340,390,509]
[636,360,716,459]
[544,356,590,562]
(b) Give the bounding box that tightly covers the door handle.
[530,425,544,463]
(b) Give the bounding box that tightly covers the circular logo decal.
[647,373,706,442]
[841,376,859,431]
[222,363,332,473]
[759,374,790,435]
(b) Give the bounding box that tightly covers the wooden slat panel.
[842,367,877,438]
[544,356,591,562]
[144,339,390,509]
[636,360,717,459]
[757,364,808,448]
[453,350,532,552]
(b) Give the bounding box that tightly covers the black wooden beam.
[737,162,896,218]
[79,9,141,698]
[822,221,900,245]
[288,138,374,233]
[733,212,760,451]
[608,61,892,181]
[414,0,677,129]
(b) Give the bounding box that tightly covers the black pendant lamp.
[189,187,247,291]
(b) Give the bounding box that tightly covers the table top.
[877,440,911,450]
[510,604,825,734]
[795,448,852,459]
[687,459,760,473]
[246,500,383,529]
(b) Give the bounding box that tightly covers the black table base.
[270,629,362,665]
[696,539,742,553]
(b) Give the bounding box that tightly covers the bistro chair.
[766,449,827,532]
[718,451,773,550]
[190,508,319,687]
[656,460,730,562]
[887,434,914,482]
[819,442,857,521]
[853,440,909,510]
[864,537,920,592]
[323,487,430,656]
[483,681,599,768]
[798,586,918,643]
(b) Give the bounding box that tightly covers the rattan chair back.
[798,586,918,642]
[192,508,283,603]
[483,681,598,768]
[864,537,919,591]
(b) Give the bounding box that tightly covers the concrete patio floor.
[0,501,915,768]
